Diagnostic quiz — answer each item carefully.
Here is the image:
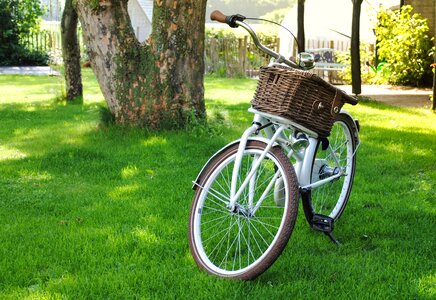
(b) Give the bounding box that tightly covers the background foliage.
[0,0,48,66]
[374,5,434,86]
[337,5,435,87]
[336,44,398,86]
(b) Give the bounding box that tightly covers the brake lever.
[227,14,246,28]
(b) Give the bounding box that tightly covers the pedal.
[311,214,334,233]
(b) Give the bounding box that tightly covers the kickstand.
[325,232,341,245]
[308,213,342,245]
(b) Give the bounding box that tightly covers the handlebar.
[210,10,227,24]
[210,10,308,70]
[210,10,246,28]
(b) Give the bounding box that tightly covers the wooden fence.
[22,30,373,84]
[205,36,374,83]
[22,29,86,64]
[22,31,62,52]
[205,35,281,77]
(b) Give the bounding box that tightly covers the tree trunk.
[297,0,305,52]
[61,0,83,102]
[73,0,206,129]
[351,0,363,95]
[431,62,436,110]
[433,7,436,111]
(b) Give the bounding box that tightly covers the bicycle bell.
[297,52,315,69]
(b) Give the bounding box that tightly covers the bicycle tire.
[189,140,299,280]
[303,113,358,222]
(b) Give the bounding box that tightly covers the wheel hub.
[319,165,340,180]
[230,204,253,218]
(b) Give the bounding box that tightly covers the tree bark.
[61,0,83,102]
[433,5,436,111]
[297,0,305,52]
[432,56,435,110]
[73,0,206,129]
[351,0,363,95]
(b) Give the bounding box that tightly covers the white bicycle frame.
[195,18,356,212]
[227,108,348,212]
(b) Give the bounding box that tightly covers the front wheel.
[303,113,358,222]
[189,140,299,280]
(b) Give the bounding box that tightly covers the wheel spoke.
[209,185,231,202]
[208,216,238,262]
[251,216,279,238]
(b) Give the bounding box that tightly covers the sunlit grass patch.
[0,68,102,104]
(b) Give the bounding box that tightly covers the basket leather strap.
[331,90,342,116]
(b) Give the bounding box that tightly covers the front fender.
[192,136,276,190]
[340,109,360,144]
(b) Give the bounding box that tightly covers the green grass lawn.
[0,70,435,299]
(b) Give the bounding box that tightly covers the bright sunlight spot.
[132,227,159,244]
[418,273,436,298]
[108,184,140,200]
[0,145,27,161]
[142,136,168,147]
[121,165,140,179]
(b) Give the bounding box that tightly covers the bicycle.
[188,11,360,280]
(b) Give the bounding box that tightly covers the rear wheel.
[303,113,358,222]
[189,140,299,280]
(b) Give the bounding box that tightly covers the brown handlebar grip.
[210,10,227,23]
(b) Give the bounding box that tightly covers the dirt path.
[337,85,433,108]
[0,66,60,76]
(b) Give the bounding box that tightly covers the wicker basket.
[251,66,358,137]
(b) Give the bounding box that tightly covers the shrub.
[336,43,377,84]
[0,0,47,66]
[374,5,435,86]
